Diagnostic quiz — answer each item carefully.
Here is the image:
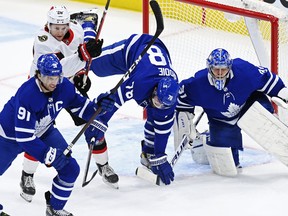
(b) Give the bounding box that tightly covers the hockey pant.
[208,91,274,166]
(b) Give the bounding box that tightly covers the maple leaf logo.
[221,103,242,118]
[35,115,53,136]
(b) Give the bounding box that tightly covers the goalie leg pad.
[238,101,288,166]
[173,111,196,150]
[204,141,238,177]
[190,132,210,165]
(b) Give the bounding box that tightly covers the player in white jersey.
[174,48,288,176]
[19,6,118,202]
[0,54,115,216]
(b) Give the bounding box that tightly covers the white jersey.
[30,21,86,78]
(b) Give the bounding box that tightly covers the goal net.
[142,0,288,125]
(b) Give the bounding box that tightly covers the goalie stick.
[82,0,111,86]
[136,110,205,185]
[63,0,164,186]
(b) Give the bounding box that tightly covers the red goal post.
[142,0,288,124]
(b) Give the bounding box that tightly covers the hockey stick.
[65,0,164,186]
[135,110,205,185]
[65,0,163,155]
[81,139,98,187]
[82,0,111,86]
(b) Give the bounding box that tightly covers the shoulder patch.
[38,35,48,42]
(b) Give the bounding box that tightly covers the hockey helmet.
[206,48,233,90]
[153,77,179,109]
[37,54,62,77]
[47,6,70,25]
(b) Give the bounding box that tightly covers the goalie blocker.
[237,101,288,166]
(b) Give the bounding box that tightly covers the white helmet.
[47,6,70,25]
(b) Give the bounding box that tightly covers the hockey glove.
[150,154,174,185]
[78,38,103,61]
[73,70,91,96]
[84,119,107,144]
[95,92,116,114]
[274,87,288,109]
[44,147,70,171]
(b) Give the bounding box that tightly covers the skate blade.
[102,179,119,189]
[20,192,33,202]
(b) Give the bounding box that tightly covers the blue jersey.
[177,58,285,125]
[90,34,178,155]
[0,77,97,162]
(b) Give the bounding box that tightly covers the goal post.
[142,0,288,124]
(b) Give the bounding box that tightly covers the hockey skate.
[70,8,98,28]
[45,191,73,216]
[97,163,119,189]
[20,171,36,202]
[140,152,153,169]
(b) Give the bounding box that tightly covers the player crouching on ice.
[0,54,115,216]
[174,48,288,177]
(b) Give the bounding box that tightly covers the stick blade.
[82,170,98,187]
[135,166,161,185]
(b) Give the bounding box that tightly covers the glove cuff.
[78,43,91,61]
[91,120,107,133]
[149,154,168,166]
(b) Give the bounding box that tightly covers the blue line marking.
[0,17,40,42]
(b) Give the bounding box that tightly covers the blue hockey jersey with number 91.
[90,34,179,155]
[0,77,98,162]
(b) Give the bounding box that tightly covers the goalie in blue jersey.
[85,34,180,185]
[174,48,288,176]
[0,54,114,216]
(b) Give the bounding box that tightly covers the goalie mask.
[37,54,63,91]
[206,48,233,91]
[152,77,179,109]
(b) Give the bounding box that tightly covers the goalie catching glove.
[273,87,288,109]
[78,38,103,61]
[149,154,174,185]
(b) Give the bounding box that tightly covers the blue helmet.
[156,77,179,108]
[37,54,62,77]
[206,48,233,90]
